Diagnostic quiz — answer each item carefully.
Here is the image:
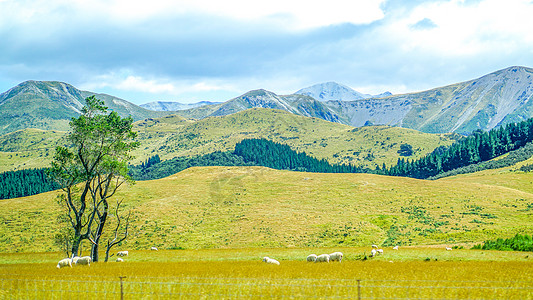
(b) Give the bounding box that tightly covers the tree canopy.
[49,96,139,261]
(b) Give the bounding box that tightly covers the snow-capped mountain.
[140,101,221,111]
[294,82,372,101]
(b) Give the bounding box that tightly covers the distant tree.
[49,96,139,261]
[397,144,413,156]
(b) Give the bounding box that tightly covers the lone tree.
[50,96,139,261]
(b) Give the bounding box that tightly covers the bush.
[472,234,533,251]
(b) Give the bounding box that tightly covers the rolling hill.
[0,108,458,172]
[1,162,531,253]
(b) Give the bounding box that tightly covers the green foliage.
[387,117,533,179]
[0,168,59,199]
[398,143,414,156]
[430,142,533,179]
[49,96,139,260]
[472,234,533,252]
[519,163,533,172]
[234,138,367,173]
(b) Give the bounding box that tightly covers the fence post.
[119,276,126,300]
[357,279,361,300]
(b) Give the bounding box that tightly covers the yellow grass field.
[0,248,531,299]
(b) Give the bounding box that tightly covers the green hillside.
[0,129,66,172]
[0,108,458,172]
[0,81,171,135]
[0,165,531,253]
[132,108,457,168]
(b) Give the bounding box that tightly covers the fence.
[0,274,531,299]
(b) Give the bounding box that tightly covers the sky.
[1,0,532,105]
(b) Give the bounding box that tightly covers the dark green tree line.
[0,168,59,199]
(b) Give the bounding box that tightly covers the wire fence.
[0,275,531,299]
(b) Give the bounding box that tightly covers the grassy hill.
[0,129,66,172]
[0,81,171,135]
[0,108,458,172]
[0,164,531,253]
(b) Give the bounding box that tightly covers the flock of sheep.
[262,251,344,265]
[57,244,455,268]
[56,246,159,268]
[56,256,92,268]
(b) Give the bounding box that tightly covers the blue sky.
[1,0,532,105]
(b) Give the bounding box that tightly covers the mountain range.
[0,81,171,135]
[1,66,532,136]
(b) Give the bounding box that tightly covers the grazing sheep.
[306,254,318,262]
[262,257,280,265]
[56,258,72,269]
[393,246,399,250]
[329,252,343,262]
[75,256,92,266]
[71,256,80,264]
[315,254,330,263]
[151,247,158,251]
[117,251,129,257]
[370,249,377,257]
[116,258,124,262]
[446,247,452,251]
[377,249,384,255]
[372,244,378,248]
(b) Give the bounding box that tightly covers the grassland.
[0,249,531,299]
[0,108,458,172]
[1,164,532,253]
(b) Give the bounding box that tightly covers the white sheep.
[329,252,343,262]
[315,254,330,263]
[370,249,377,257]
[71,256,80,264]
[75,256,92,266]
[377,249,384,255]
[56,258,72,269]
[262,257,280,265]
[151,247,158,251]
[116,257,124,262]
[446,247,452,251]
[117,250,129,257]
[306,254,318,262]
[372,244,378,248]
[393,246,399,250]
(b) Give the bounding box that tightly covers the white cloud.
[1,0,386,30]
[384,0,533,56]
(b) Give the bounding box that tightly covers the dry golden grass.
[0,248,531,299]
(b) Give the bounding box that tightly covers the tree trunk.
[91,210,108,262]
[91,241,99,262]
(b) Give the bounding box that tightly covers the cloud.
[0,0,532,104]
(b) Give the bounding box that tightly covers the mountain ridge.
[2,66,533,135]
[0,80,172,135]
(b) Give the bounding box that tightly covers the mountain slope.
[0,81,172,135]
[326,66,533,133]
[175,89,342,123]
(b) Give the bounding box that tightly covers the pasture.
[0,247,531,299]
